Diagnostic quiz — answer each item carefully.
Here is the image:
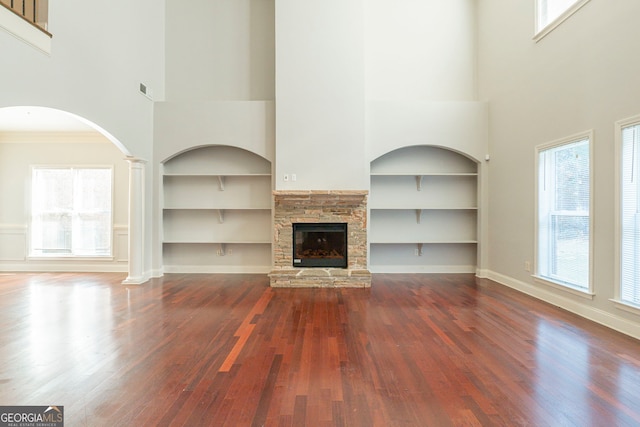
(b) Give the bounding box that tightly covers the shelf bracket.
[217,243,226,256]
[217,209,225,224]
[415,209,422,224]
[416,243,423,257]
[217,175,225,191]
[416,175,423,191]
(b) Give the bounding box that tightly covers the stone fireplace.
[269,190,371,287]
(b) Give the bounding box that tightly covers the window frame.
[534,130,594,298]
[28,164,115,260]
[534,0,591,42]
[613,115,640,315]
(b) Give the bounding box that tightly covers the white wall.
[154,102,274,163]
[0,0,164,159]
[0,136,129,271]
[364,0,485,169]
[478,1,640,338]
[365,0,477,101]
[165,0,274,101]
[275,0,367,190]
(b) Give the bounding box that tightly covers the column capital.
[125,156,148,165]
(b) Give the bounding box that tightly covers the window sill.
[610,299,640,316]
[0,5,51,54]
[533,275,594,299]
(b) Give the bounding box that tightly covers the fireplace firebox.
[293,223,347,268]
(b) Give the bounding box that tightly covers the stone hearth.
[269,190,371,288]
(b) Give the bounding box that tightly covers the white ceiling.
[0,106,95,132]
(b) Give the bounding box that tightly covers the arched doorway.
[0,106,139,280]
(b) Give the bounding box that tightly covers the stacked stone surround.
[269,190,371,288]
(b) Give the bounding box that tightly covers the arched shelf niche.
[369,145,478,273]
[161,145,272,273]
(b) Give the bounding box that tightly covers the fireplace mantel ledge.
[273,190,368,207]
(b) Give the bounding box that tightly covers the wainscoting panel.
[0,225,27,261]
[0,224,128,272]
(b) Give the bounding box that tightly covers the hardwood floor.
[0,273,639,426]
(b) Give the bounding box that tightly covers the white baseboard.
[149,267,164,278]
[475,268,491,278]
[486,270,640,341]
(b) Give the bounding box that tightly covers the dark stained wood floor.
[1,273,639,426]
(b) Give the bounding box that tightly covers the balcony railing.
[0,0,48,33]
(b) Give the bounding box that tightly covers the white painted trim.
[534,0,591,42]
[0,5,50,54]
[475,268,491,278]
[369,265,476,274]
[149,267,164,278]
[114,225,128,263]
[534,130,594,294]
[122,271,151,285]
[614,114,640,303]
[610,299,640,317]
[532,275,594,299]
[487,270,640,340]
[0,224,27,261]
[0,223,127,266]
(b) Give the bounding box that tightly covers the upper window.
[536,133,592,293]
[619,119,640,308]
[535,0,591,41]
[31,167,113,257]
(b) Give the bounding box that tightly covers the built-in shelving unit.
[369,146,478,273]
[162,146,272,273]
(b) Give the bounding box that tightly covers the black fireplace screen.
[293,223,347,268]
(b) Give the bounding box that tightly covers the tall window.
[31,167,113,257]
[535,0,591,40]
[537,134,591,291]
[620,121,640,307]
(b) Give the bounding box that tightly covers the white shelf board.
[163,206,272,210]
[370,172,477,176]
[369,206,478,210]
[163,173,271,177]
[163,240,271,244]
[370,240,477,244]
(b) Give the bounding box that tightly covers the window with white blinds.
[620,122,640,307]
[535,0,591,40]
[31,167,113,257]
[537,135,591,291]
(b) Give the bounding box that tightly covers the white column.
[122,157,147,285]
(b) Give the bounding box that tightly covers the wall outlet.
[283,174,289,182]
[291,173,297,182]
[524,261,531,272]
